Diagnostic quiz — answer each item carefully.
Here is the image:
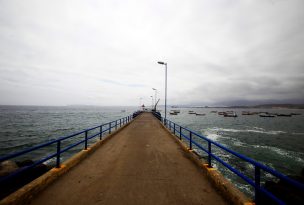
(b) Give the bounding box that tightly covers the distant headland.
[171,104,304,109]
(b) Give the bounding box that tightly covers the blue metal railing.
[0,114,133,184]
[154,113,304,205]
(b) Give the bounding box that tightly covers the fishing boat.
[188,111,196,114]
[169,111,178,115]
[276,114,292,117]
[291,113,301,115]
[259,114,275,118]
[224,112,237,117]
[195,113,206,116]
[172,110,180,113]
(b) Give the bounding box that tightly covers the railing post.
[120,119,121,127]
[190,132,192,150]
[56,141,61,168]
[115,120,117,130]
[173,123,175,135]
[109,122,112,134]
[169,121,171,131]
[179,126,182,140]
[100,125,103,140]
[208,141,212,167]
[255,166,261,204]
[85,130,88,150]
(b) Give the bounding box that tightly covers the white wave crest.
[209,127,286,135]
[292,132,304,135]
[253,145,304,163]
[202,128,223,141]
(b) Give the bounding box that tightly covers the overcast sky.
[0,0,304,106]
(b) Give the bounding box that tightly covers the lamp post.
[152,88,157,110]
[150,96,154,110]
[157,61,167,123]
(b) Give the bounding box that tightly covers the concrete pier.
[27,113,228,205]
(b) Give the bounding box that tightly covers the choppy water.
[164,107,304,196]
[1,105,303,197]
[0,106,137,163]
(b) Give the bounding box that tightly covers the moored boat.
[224,112,237,117]
[276,114,292,117]
[169,111,178,115]
[259,114,275,118]
[171,110,180,113]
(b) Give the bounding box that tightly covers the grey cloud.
[0,0,304,106]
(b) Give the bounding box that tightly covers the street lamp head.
[157,61,165,65]
[152,88,156,90]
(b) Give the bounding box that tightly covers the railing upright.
[189,131,192,150]
[100,125,103,140]
[208,141,212,167]
[179,126,182,140]
[56,141,61,168]
[109,122,112,134]
[84,130,88,150]
[255,166,261,204]
[173,123,176,135]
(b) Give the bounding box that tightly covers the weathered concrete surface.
[30,113,227,205]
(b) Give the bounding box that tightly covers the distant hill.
[173,104,304,109]
[222,104,304,109]
[251,104,304,109]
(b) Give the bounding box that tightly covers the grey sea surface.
[164,107,304,196]
[0,105,303,197]
[0,106,138,164]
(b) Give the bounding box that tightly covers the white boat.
[224,112,237,117]
[171,110,180,113]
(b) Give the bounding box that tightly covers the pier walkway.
[29,113,227,205]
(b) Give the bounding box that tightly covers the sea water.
[164,107,304,196]
[0,105,303,197]
[0,106,138,163]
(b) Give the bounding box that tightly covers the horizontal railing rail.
[156,114,304,205]
[0,114,134,184]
